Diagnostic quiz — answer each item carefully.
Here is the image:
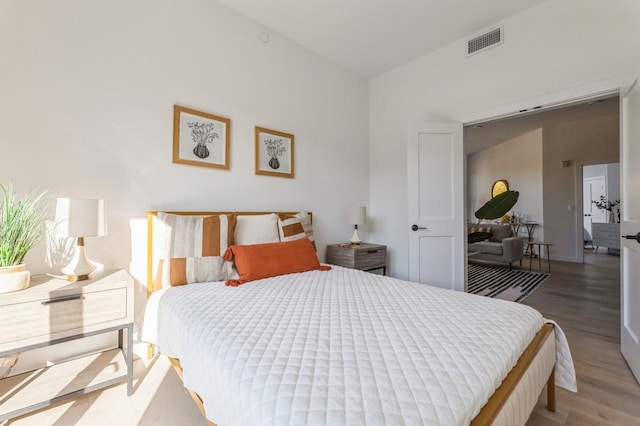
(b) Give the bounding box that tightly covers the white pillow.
[234,213,280,245]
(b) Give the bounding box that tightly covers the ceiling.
[464,95,620,155]
[217,0,618,154]
[217,0,549,78]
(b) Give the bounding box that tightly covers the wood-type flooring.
[525,251,640,425]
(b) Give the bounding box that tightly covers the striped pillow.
[158,212,237,286]
[277,212,315,249]
[467,226,492,234]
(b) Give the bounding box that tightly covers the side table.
[527,242,553,273]
[326,243,387,275]
[0,269,135,422]
[511,222,539,256]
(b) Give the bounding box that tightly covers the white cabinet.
[592,223,620,251]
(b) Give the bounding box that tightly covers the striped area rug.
[467,264,549,303]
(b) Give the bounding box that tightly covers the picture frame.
[173,105,231,170]
[254,126,295,178]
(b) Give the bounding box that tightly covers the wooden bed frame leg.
[547,368,556,412]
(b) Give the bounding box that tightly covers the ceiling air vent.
[467,26,503,56]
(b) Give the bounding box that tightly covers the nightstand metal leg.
[118,325,134,396]
[126,324,133,396]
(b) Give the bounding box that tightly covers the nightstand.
[326,243,387,275]
[0,269,134,422]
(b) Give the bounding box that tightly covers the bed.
[140,211,576,425]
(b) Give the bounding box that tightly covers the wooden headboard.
[146,211,312,293]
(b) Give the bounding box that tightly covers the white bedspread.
[140,266,575,425]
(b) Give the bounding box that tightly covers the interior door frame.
[460,75,632,267]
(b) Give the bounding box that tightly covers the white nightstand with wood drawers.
[326,243,387,275]
[0,269,134,422]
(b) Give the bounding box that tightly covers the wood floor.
[525,251,640,425]
[3,251,639,425]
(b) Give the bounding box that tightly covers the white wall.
[0,0,369,292]
[543,113,619,261]
[369,0,640,279]
[467,129,543,241]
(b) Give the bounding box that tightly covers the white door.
[583,176,607,238]
[621,78,640,383]
[408,123,465,291]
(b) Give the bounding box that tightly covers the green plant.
[0,184,49,267]
[468,190,520,243]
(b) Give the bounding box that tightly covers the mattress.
[140,265,572,425]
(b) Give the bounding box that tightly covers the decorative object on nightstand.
[0,183,49,294]
[349,206,366,245]
[326,242,387,275]
[0,269,135,422]
[55,198,106,282]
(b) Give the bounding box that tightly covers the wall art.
[254,126,294,178]
[173,105,230,169]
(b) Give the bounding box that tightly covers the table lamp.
[55,198,107,282]
[349,206,367,244]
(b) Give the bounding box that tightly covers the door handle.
[623,233,640,243]
[411,224,427,231]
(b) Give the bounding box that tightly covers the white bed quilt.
[141,266,575,425]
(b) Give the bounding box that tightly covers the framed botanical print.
[254,126,294,178]
[173,105,231,169]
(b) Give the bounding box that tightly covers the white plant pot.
[0,264,31,293]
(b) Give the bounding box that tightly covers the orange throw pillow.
[223,238,330,286]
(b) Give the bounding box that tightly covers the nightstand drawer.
[354,247,386,269]
[592,229,618,238]
[0,287,127,347]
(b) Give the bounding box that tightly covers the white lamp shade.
[349,206,367,225]
[55,198,107,238]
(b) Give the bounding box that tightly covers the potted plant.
[592,195,620,223]
[0,183,49,293]
[468,190,520,243]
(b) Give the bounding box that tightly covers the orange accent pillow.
[223,238,330,287]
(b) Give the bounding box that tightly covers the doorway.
[458,77,638,387]
[465,95,619,265]
[583,163,620,254]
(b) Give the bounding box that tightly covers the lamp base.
[350,228,362,245]
[62,237,96,282]
[65,274,91,282]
